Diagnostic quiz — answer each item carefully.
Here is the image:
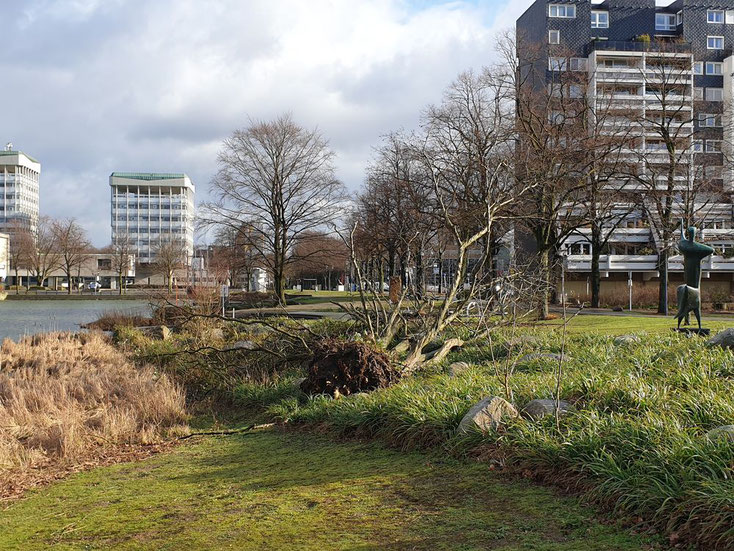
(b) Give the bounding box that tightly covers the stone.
[518,352,565,363]
[136,325,171,340]
[521,399,574,421]
[706,425,734,443]
[707,328,734,350]
[613,334,641,346]
[457,396,518,435]
[232,340,257,350]
[448,361,470,376]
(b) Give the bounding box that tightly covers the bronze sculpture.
[675,222,714,331]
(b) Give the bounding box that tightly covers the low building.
[7,252,135,290]
[0,232,9,282]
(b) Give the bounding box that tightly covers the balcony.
[586,41,692,55]
[566,254,734,273]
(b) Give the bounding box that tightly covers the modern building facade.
[0,232,9,282]
[6,252,136,290]
[0,144,40,234]
[517,0,734,299]
[110,172,195,265]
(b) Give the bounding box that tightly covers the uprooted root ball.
[301,339,399,397]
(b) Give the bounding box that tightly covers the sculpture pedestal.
[673,328,710,336]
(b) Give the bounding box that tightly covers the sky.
[2,0,533,246]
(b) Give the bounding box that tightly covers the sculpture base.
[673,328,710,336]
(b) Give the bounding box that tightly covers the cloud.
[2,0,532,246]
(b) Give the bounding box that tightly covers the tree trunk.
[538,247,551,320]
[590,225,602,308]
[657,248,668,315]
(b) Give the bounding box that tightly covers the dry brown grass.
[0,332,187,496]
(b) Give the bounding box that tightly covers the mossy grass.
[0,427,659,550]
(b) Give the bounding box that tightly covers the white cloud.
[2,0,532,246]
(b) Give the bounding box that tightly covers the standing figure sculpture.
[675,222,714,330]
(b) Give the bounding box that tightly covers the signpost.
[221,285,229,317]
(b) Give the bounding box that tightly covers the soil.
[300,339,399,397]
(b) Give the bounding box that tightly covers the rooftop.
[110,172,187,181]
[0,150,40,164]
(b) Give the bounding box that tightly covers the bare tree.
[200,114,347,304]
[27,216,61,288]
[111,233,134,295]
[52,218,91,294]
[154,238,187,293]
[5,220,33,293]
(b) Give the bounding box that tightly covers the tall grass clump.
[0,333,187,484]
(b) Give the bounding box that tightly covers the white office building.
[110,172,195,265]
[0,144,40,234]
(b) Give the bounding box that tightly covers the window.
[570,57,587,71]
[549,56,566,71]
[698,113,722,127]
[727,10,734,24]
[694,61,703,74]
[549,4,576,18]
[706,87,724,101]
[707,36,724,49]
[591,10,609,28]
[706,140,722,152]
[706,61,723,75]
[549,29,560,44]
[692,140,703,152]
[708,10,724,23]
[677,11,683,25]
[694,87,704,100]
[656,13,676,31]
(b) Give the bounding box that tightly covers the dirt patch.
[301,339,399,397]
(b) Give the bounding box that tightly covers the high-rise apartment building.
[0,144,40,234]
[0,232,9,282]
[517,0,734,298]
[110,172,195,265]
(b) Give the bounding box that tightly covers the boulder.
[521,399,574,421]
[707,329,734,350]
[613,334,641,346]
[232,340,257,350]
[706,425,734,443]
[448,361,470,376]
[518,352,565,363]
[457,396,518,435]
[136,325,171,340]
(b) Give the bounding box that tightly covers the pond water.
[0,299,152,342]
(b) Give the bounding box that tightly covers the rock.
[457,396,518,435]
[136,325,171,340]
[232,340,257,350]
[706,425,734,442]
[521,399,574,421]
[448,361,470,376]
[707,328,734,350]
[613,334,641,346]
[518,352,565,363]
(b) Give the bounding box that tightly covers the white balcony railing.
[566,254,734,273]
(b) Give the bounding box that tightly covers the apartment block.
[110,172,195,265]
[0,144,40,234]
[517,0,734,298]
[0,232,9,282]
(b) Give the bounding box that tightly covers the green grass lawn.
[0,428,658,551]
[540,313,734,335]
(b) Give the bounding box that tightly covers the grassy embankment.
[227,315,734,549]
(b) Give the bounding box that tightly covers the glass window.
[591,11,609,28]
[693,61,703,74]
[706,88,724,101]
[549,4,576,18]
[570,57,587,71]
[727,10,734,24]
[708,10,724,23]
[706,61,723,74]
[692,140,703,152]
[699,113,722,127]
[694,87,704,100]
[549,29,560,44]
[549,56,566,71]
[706,140,722,152]
[707,36,724,49]
[656,13,676,31]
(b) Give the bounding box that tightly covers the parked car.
[87,281,102,292]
